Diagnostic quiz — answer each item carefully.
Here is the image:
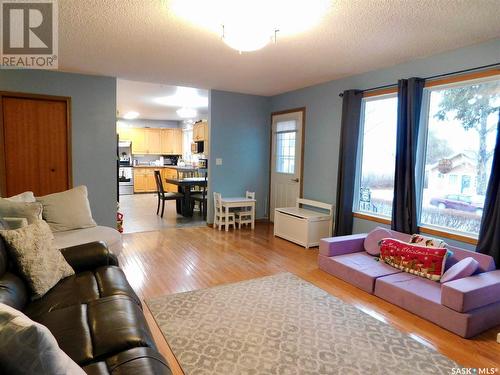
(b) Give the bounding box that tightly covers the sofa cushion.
[25,266,140,319]
[0,220,75,299]
[375,272,500,338]
[322,252,401,293]
[441,270,500,313]
[1,191,36,203]
[82,347,172,375]
[54,226,122,256]
[441,257,479,284]
[364,227,392,256]
[36,296,155,366]
[0,303,85,375]
[0,201,43,224]
[36,185,97,232]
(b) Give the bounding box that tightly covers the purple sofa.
[318,229,500,338]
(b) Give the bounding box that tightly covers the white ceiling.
[60,0,500,96]
[116,79,208,121]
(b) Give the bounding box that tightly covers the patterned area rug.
[147,273,458,375]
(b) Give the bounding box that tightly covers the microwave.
[191,141,204,154]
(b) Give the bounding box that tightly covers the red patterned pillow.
[379,238,449,281]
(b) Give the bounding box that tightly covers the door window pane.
[420,78,500,236]
[275,130,296,174]
[356,95,398,217]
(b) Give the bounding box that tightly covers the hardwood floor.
[119,223,500,374]
[119,194,205,233]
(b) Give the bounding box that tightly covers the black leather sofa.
[0,237,172,375]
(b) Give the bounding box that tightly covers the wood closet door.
[1,94,72,197]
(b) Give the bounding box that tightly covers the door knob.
[291,178,299,182]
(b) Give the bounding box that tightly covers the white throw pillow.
[36,186,97,232]
[0,201,43,224]
[0,220,74,299]
[1,191,36,203]
[0,303,85,375]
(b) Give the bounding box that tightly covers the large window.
[419,76,500,237]
[355,94,398,218]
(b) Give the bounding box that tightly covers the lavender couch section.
[318,229,500,338]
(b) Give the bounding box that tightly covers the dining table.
[165,177,207,217]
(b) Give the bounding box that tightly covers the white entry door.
[270,110,304,222]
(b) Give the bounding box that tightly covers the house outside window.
[354,93,398,218]
[419,75,500,237]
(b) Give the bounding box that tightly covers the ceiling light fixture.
[171,0,329,53]
[156,87,208,108]
[176,107,198,118]
[123,111,140,120]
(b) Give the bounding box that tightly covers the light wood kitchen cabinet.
[117,127,134,142]
[161,168,178,193]
[193,121,208,141]
[160,128,182,155]
[133,168,156,193]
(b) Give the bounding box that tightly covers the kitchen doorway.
[269,108,305,221]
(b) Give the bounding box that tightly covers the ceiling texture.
[116,79,209,121]
[60,0,500,96]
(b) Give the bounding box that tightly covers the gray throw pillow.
[0,201,43,224]
[36,186,97,232]
[0,303,85,375]
[0,220,75,299]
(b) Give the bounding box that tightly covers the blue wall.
[208,90,270,222]
[270,39,500,248]
[0,70,117,227]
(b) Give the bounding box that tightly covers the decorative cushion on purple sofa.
[409,234,447,248]
[364,227,393,256]
[441,257,479,284]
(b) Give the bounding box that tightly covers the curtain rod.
[338,62,500,97]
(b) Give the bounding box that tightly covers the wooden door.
[269,109,304,221]
[1,93,71,197]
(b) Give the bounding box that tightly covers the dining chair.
[235,191,255,229]
[154,170,183,218]
[213,192,235,231]
[190,170,207,219]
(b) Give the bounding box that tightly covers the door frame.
[268,107,306,219]
[0,91,73,196]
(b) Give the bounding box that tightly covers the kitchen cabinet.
[160,129,182,155]
[117,127,134,142]
[123,127,182,155]
[133,168,156,193]
[193,121,208,141]
[161,168,178,193]
[132,128,162,155]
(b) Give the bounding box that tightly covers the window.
[355,93,398,218]
[275,120,297,174]
[419,76,500,237]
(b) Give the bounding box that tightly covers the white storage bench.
[273,198,333,248]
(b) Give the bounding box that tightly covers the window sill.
[418,226,478,246]
[352,212,478,246]
[353,212,391,225]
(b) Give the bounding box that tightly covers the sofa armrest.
[319,233,367,257]
[441,270,500,313]
[60,241,119,272]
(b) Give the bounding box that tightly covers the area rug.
[146,273,458,375]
